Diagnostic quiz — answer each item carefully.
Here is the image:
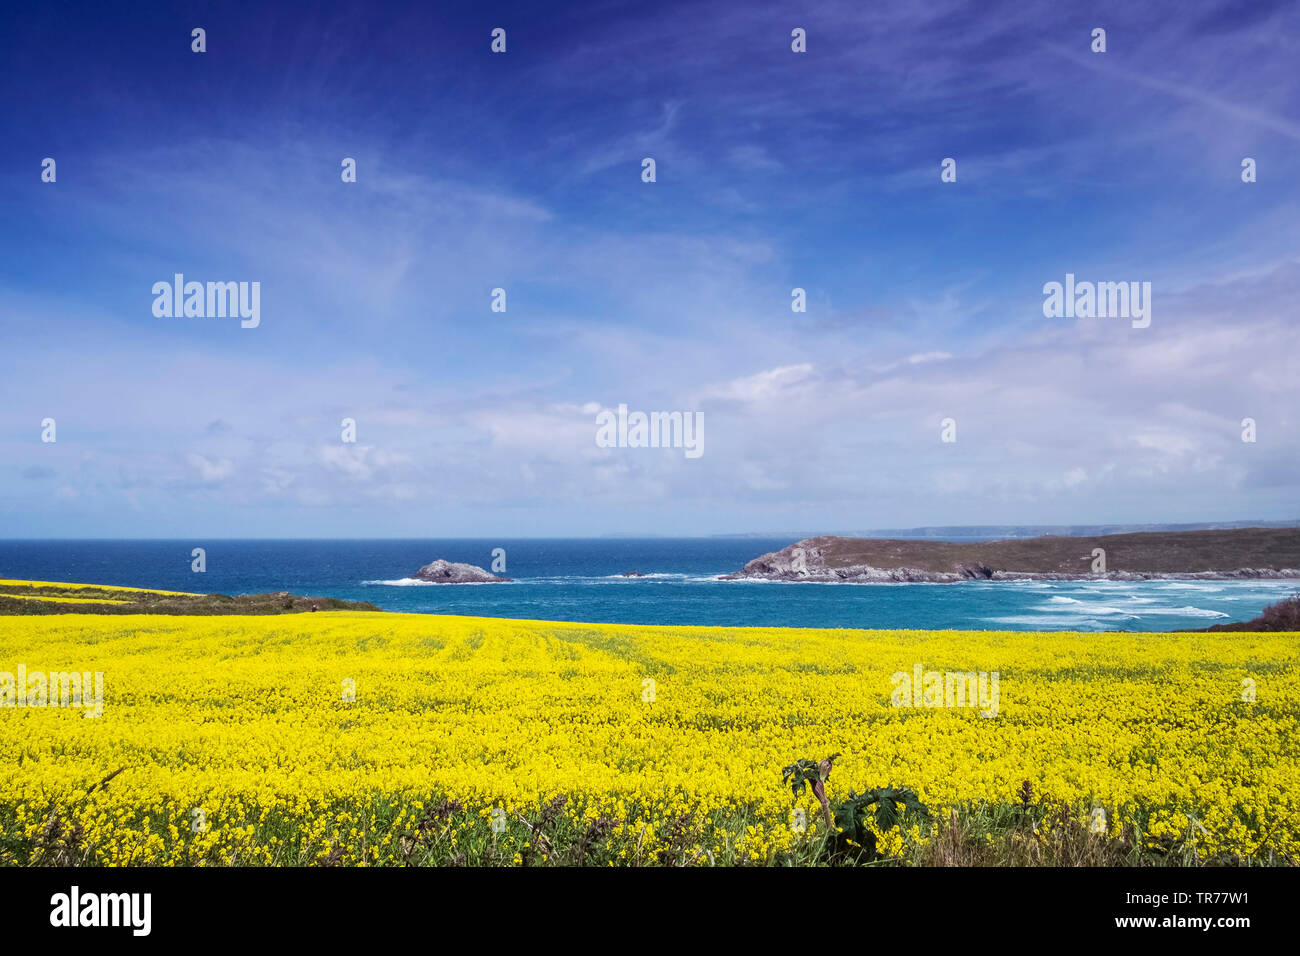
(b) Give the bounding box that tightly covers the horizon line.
[3,520,1298,543]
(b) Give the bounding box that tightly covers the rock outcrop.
[412,559,511,583]
[720,534,1300,584]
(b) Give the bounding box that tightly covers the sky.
[1,0,1298,537]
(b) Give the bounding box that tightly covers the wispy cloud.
[1,0,1296,535]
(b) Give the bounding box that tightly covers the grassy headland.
[727,527,1300,581]
[0,579,379,615]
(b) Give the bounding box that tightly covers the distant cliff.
[722,528,1300,583]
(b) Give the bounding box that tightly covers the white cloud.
[186,453,235,484]
[700,364,816,404]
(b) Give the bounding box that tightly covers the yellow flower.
[1,611,1295,864]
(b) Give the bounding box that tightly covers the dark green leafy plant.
[783,754,930,864]
[832,787,930,860]
[782,753,839,828]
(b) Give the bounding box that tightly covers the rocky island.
[412,559,512,583]
[722,528,1300,583]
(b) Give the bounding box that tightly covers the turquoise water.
[0,538,1293,631]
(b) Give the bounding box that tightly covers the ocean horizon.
[2,537,1293,632]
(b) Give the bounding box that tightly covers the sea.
[1,538,1295,632]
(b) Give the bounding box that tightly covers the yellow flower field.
[1,612,1297,865]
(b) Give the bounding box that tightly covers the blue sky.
[2,0,1298,536]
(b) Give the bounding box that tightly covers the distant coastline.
[723,528,1300,584]
[710,520,1300,541]
[2,537,1295,632]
